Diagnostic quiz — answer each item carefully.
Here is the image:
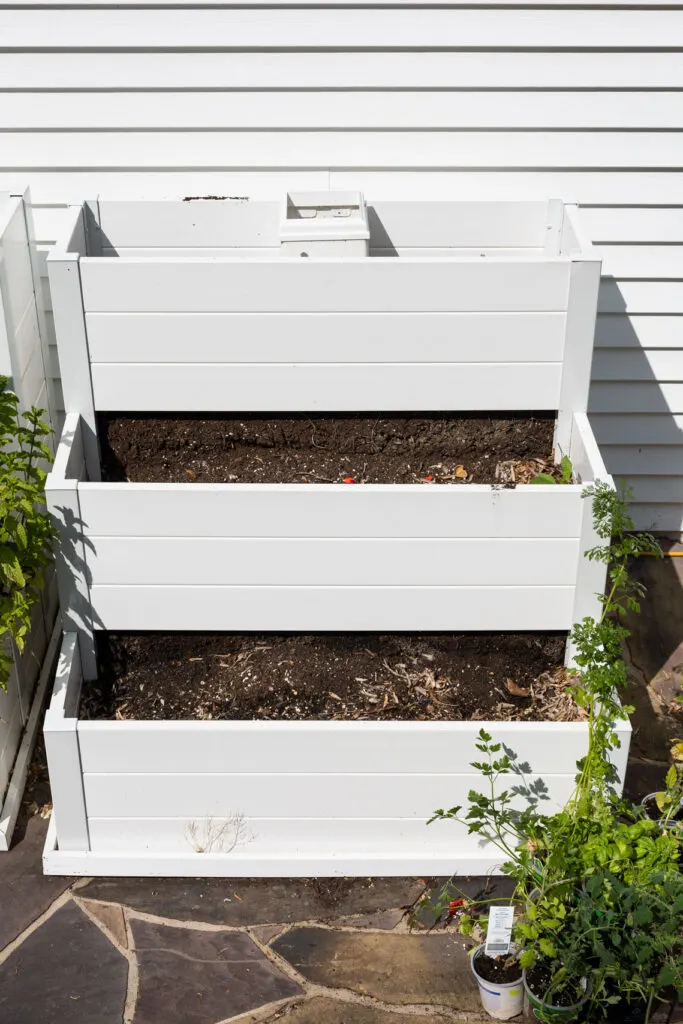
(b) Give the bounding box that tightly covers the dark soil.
[97,412,558,485]
[526,962,586,1010]
[474,950,522,985]
[80,632,577,723]
[642,794,683,822]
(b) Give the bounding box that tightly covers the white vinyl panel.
[5,52,682,90]
[78,486,583,539]
[630,504,683,533]
[590,382,683,414]
[0,705,22,805]
[95,199,279,249]
[3,173,680,207]
[4,9,682,48]
[614,477,683,504]
[4,132,683,169]
[82,771,576,820]
[602,445,683,477]
[78,720,586,777]
[79,259,570,313]
[595,316,683,350]
[87,537,579,587]
[86,816,467,855]
[581,208,683,245]
[88,583,575,631]
[591,414,683,446]
[85,311,567,364]
[8,92,683,131]
[592,349,683,382]
[599,246,683,280]
[370,201,549,248]
[90,361,562,412]
[598,283,683,315]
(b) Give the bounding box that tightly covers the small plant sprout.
[185,813,253,855]
[0,377,54,690]
[529,454,573,486]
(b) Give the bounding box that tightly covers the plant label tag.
[485,906,514,957]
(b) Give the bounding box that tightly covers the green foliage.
[0,377,55,689]
[530,455,573,486]
[422,484,681,1021]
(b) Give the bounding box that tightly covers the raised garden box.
[43,631,630,877]
[48,197,601,465]
[46,409,609,662]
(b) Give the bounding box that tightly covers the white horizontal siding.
[3,0,682,530]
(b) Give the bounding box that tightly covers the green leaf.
[529,473,556,485]
[539,938,557,958]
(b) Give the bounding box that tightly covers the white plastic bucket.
[471,945,524,1021]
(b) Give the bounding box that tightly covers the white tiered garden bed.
[43,631,630,877]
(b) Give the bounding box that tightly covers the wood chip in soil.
[97,412,562,486]
[80,633,585,724]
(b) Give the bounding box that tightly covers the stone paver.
[240,996,461,1022]
[84,899,129,949]
[131,917,301,1024]
[79,876,426,926]
[0,814,72,951]
[272,928,479,1010]
[0,899,128,1024]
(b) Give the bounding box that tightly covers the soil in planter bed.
[474,950,522,985]
[526,962,586,1009]
[97,412,559,485]
[80,632,583,723]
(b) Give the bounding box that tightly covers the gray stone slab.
[0,899,128,1024]
[239,996,461,1023]
[272,928,479,1010]
[130,917,301,1024]
[79,877,426,926]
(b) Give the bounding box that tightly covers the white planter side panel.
[46,410,609,633]
[85,311,566,364]
[90,363,562,413]
[0,192,55,835]
[44,632,631,876]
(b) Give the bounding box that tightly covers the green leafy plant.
[0,376,54,689]
[418,485,681,1021]
[530,454,573,485]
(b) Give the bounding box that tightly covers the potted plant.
[422,484,682,1022]
[0,375,54,690]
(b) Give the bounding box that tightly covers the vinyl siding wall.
[1,1,682,530]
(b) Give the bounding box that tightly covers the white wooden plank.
[43,633,89,852]
[629,504,683,533]
[592,349,683,382]
[582,208,683,245]
[8,92,683,131]
[612,477,683,505]
[0,706,23,807]
[85,311,566,364]
[85,816,474,856]
[79,259,570,313]
[4,9,682,48]
[78,719,586,777]
[4,132,683,169]
[2,172,679,207]
[5,52,681,90]
[78,485,583,539]
[602,446,683,477]
[82,771,577,821]
[556,252,601,451]
[90,362,562,413]
[595,316,683,350]
[591,414,683,447]
[88,583,576,632]
[93,199,549,249]
[88,537,579,587]
[599,246,683,280]
[590,383,683,415]
[598,283,683,315]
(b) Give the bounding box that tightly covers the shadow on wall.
[590,280,683,796]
